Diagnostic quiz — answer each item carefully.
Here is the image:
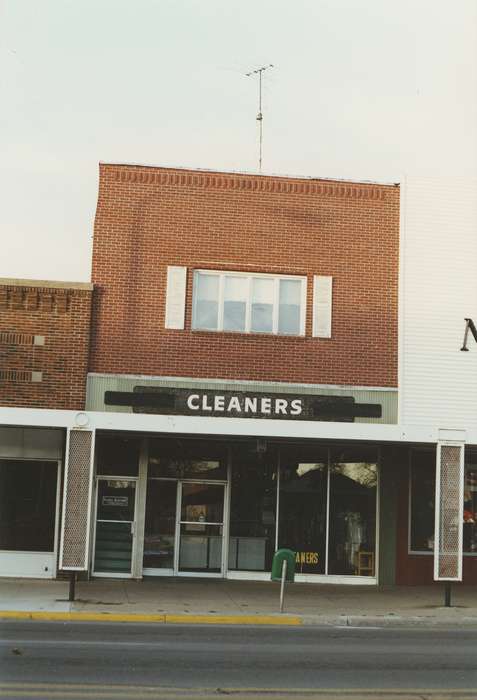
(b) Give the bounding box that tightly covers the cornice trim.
[107,168,389,200]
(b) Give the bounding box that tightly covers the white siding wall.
[400,176,477,428]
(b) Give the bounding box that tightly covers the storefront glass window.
[0,460,57,552]
[148,439,227,480]
[409,450,436,552]
[96,434,140,476]
[328,447,378,576]
[228,445,278,571]
[143,480,177,569]
[278,446,328,574]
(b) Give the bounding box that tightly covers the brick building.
[0,278,93,577]
[0,165,474,586]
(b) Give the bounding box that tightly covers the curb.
[0,610,302,625]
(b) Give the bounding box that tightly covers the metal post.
[279,559,287,613]
[444,582,452,607]
[68,572,76,602]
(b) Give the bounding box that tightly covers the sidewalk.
[1,577,477,627]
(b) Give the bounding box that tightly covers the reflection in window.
[278,450,327,574]
[278,278,301,335]
[143,480,177,569]
[224,276,247,332]
[195,273,219,330]
[228,446,278,572]
[328,450,378,576]
[251,278,274,333]
[148,439,227,479]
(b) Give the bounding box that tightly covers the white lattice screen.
[434,442,464,581]
[59,429,94,571]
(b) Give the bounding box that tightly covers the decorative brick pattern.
[0,282,93,410]
[91,164,399,387]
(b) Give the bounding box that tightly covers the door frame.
[92,475,139,579]
[175,479,228,578]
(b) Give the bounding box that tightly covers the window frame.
[192,269,307,337]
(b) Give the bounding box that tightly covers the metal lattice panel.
[435,444,464,581]
[60,430,93,570]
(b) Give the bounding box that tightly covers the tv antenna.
[245,64,274,173]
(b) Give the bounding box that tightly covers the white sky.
[1,0,476,282]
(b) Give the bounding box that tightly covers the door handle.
[130,522,135,536]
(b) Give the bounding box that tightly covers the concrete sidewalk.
[1,577,477,627]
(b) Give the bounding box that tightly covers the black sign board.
[104,386,381,422]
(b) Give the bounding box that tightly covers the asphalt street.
[1,621,477,699]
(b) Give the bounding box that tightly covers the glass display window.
[95,434,140,476]
[278,446,328,574]
[464,456,477,553]
[409,450,436,553]
[148,438,227,480]
[328,447,378,576]
[0,460,58,552]
[228,444,278,572]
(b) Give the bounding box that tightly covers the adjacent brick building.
[0,279,93,410]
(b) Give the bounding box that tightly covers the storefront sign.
[105,387,381,422]
[102,496,129,507]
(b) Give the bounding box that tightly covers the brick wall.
[91,164,399,387]
[0,280,93,410]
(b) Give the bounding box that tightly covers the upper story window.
[192,270,307,336]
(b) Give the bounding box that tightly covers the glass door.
[93,478,137,576]
[177,482,226,574]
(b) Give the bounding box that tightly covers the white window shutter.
[313,275,333,338]
[165,266,187,329]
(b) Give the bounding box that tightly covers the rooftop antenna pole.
[245,64,274,173]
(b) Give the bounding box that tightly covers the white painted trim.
[0,407,444,443]
[312,275,333,338]
[58,430,72,570]
[165,266,187,329]
[397,174,407,425]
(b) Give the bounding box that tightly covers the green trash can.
[271,549,295,582]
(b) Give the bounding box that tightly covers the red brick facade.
[90,164,399,387]
[0,280,93,410]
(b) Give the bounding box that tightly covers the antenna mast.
[245,64,274,173]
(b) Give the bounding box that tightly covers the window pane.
[328,447,377,576]
[251,278,274,333]
[224,276,247,332]
[0,460,57,552]
[95,434,140,476]
[228,445,278,572]
[278,279,301,335]
[194,274,219,330]
[278,446,328,574]
[143,480,177,569]
[410,451,436,552]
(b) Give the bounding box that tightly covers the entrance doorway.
[93,478,138,577]
[143,479,227,577]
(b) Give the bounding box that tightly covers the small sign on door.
[102,496,129,507]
